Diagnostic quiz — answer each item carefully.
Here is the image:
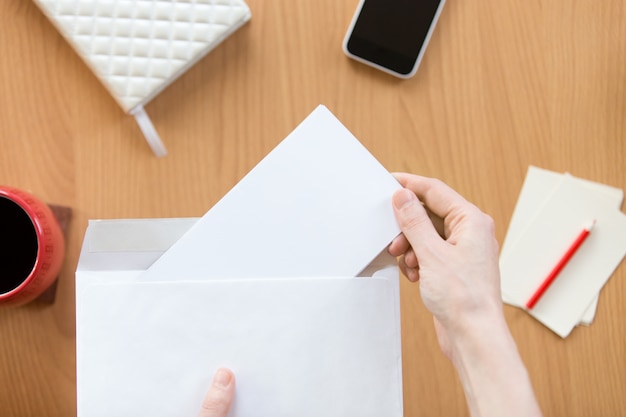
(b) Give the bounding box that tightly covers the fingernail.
[393,189,417,209]
[213,368,233,388]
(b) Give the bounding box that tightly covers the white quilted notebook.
[34,0,251,156]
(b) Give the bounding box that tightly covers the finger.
[398,256,419,282]
[198,368,235,417]
[392,173,472,222]
[406,267,419,282]
[392,188,443,255]
[404,248,418,268]
[388,233,410,256]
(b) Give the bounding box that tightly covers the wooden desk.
[1,0,624,415]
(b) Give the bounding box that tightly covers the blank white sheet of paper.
[140,105,402,281]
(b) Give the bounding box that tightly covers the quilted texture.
[35,0,251,112]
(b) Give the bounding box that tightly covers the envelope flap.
[77,218,198,271]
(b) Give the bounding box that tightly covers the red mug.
[0,186,65,307]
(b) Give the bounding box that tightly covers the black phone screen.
[346,0,443,75]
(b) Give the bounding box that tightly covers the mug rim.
[0,189,45,300]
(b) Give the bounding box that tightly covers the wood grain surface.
[1,0,625,416]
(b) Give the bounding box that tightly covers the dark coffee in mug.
[0,196,39,294]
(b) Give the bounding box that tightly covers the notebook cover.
[34,0,251,113]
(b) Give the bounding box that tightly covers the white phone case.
[342,0,446,79]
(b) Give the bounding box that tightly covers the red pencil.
[525,220,596,310]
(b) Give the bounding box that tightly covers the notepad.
[501,167,624,323]
[500,166,626,337]
[34,0,251,156]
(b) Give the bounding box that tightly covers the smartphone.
[343,0,446,78]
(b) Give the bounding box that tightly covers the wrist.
[444,311,541,417]
[447,311,515,369]
[438,294,506,348]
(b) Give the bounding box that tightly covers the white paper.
[500,175,626,337]
[140,105,402,280]
[76,274,403,417]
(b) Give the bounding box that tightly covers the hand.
[198,368,235,417]
[388,173,542,417]
[388,173,503,348]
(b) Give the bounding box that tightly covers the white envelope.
[75,106,405,417]
[76,219,403,417]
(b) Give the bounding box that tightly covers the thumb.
[198,368,235,417]
[392,189,442,254]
